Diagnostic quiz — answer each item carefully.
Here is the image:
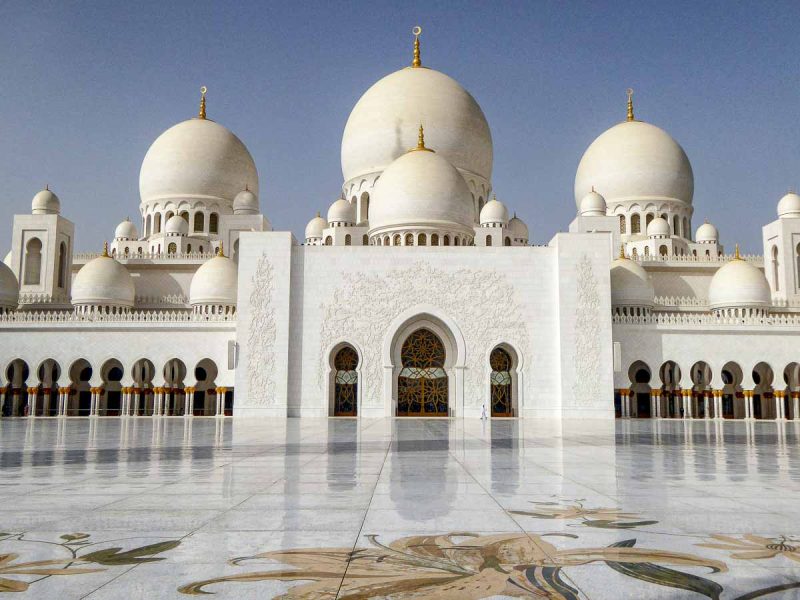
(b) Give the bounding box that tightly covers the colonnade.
[616,387,800,420]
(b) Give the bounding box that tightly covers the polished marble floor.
[0,417,799,598]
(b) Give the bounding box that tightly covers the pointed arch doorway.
[397,328,449,416]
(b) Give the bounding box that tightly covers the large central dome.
[341,67,493,185]
[139,117,258,209]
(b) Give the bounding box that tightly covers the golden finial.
[412,26,422,68]
[45,183,49,191]
[102,241,109,257]
[316,211,321,218]
[626,88,635,122]
[244,183,249,192]
[217,241,224,257]
[410,124,434,152]
[734,243,741,260]
[198,86,208,119]
[619,244,626,259]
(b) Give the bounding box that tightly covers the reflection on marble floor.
[0,418,798,598]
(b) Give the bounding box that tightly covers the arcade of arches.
[1,357,232,417]
[617,360,800,421]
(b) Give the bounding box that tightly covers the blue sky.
[0,1,798,251]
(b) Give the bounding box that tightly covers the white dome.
[233,188,259,215]
[327,198,356,225]
[480,197,509,226]
[0,261,19,310]
[575,120,694,209]
[695,221,718,243]
[368,147,474,236]
[579,190,607,216]
[342,67,492,186]
[139,118,258,209]
[509,215,529,242]
[647,216,670,237]
[190,254,237,307]
[72,253,135,308]
[610,256,655,307]
[165,215,189,235]
[709,256,771,310]
[777,192,800,219]
[31,188,60,215]
[305,213,327,240]
[115,218,138,240]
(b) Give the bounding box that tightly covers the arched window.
[619,215,626,234]
[57,241,67,288]
[137,247,143,255]
[646,213,654,228]
[631,214,641,234]
[405,233,414,246]
[187,244,192,253]
[325,236,332,246]
[393,234,401,246]
[194,212,205,232]
[398,328,448,416]
[359,192,370,224]
[153,213,161,233]
[418,233,426,246]
[145,214,152,237]
[23,238,42,285]
[362,234,368,245]
[486,235,492,246]
[673,215,680,237]
[124,247,130,255]
[209,213,219,234]
[443,235,450,246]
[198,245,204,253]
[683,217,689,239]
[180,211,189,223]
[431,233,439,246]
[632,247,638,258]
[165,211,174,222]
[504,237,511,246]
[659,245,668,256]
[168,242,177,254]
[772,245,780,291]
[644,246,650,257]
[333,346,358,416]
[345,234,351,246]
[490,347,513,417]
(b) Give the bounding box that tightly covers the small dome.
[72,251,135,308]
[0,261,19,311]
[480,197,509,226]
[695,221,718,243]
[368,144,474,236]
[31,188,61,215]
[777,192,800,219]
[709,254,771,311]
[579,190,607,216]
[305,213,327,240]
[165,215,189,235]
[327,198,356,225]
[233,188,259,215]
[190,253,237,307]
[115,218,139,240]
[647,216,670,237]
[508,215,529,242]
[611,255,655,307]
[575,120,694,209]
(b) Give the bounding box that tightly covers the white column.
[153,388,162,416]
[775,393,783,421]
[682,390,692,419]
[703,394,710,419]
[27,388,37,417]
[216,387,226,416]
[0,387,5,417]
[793,393,800,421]
[184,388,193,417]
[652,391,661,418]
[744,391,753,420]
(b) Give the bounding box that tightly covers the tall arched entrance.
[397,328,448,416]
[490,347,513,417]
[333,346,358,416]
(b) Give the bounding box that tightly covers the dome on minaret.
[31,186,61,215]
[139,87,258,212]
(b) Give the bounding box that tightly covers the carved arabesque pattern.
[318,262,530,408]
[572,255,601,406]
[246,254,276,406]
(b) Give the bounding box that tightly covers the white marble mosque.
[2,29,800,424]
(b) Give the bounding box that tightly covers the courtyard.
[0,417,798,598]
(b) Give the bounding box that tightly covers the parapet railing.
[631,253,762,265]
[653,295,708,308]
[614,311,800,327]
[73,252,216,261]
[0,310,235,324]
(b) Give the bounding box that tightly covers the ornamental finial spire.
[217,241,224,257]
[734,243,741,260]
[412,26,422,68]
[619,244,626,259]
[410,124,434,153]
[626,88,635,122]
[198,86,207,119]
[102,241,109,257]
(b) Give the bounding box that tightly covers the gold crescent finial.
[412,26,422,68]
[626,88,635,122]
[102,241,109,257]
[199,86,208,119]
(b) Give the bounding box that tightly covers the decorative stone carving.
[246,254,276,406]
[318,262,530,407]
[572,255,601,406]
